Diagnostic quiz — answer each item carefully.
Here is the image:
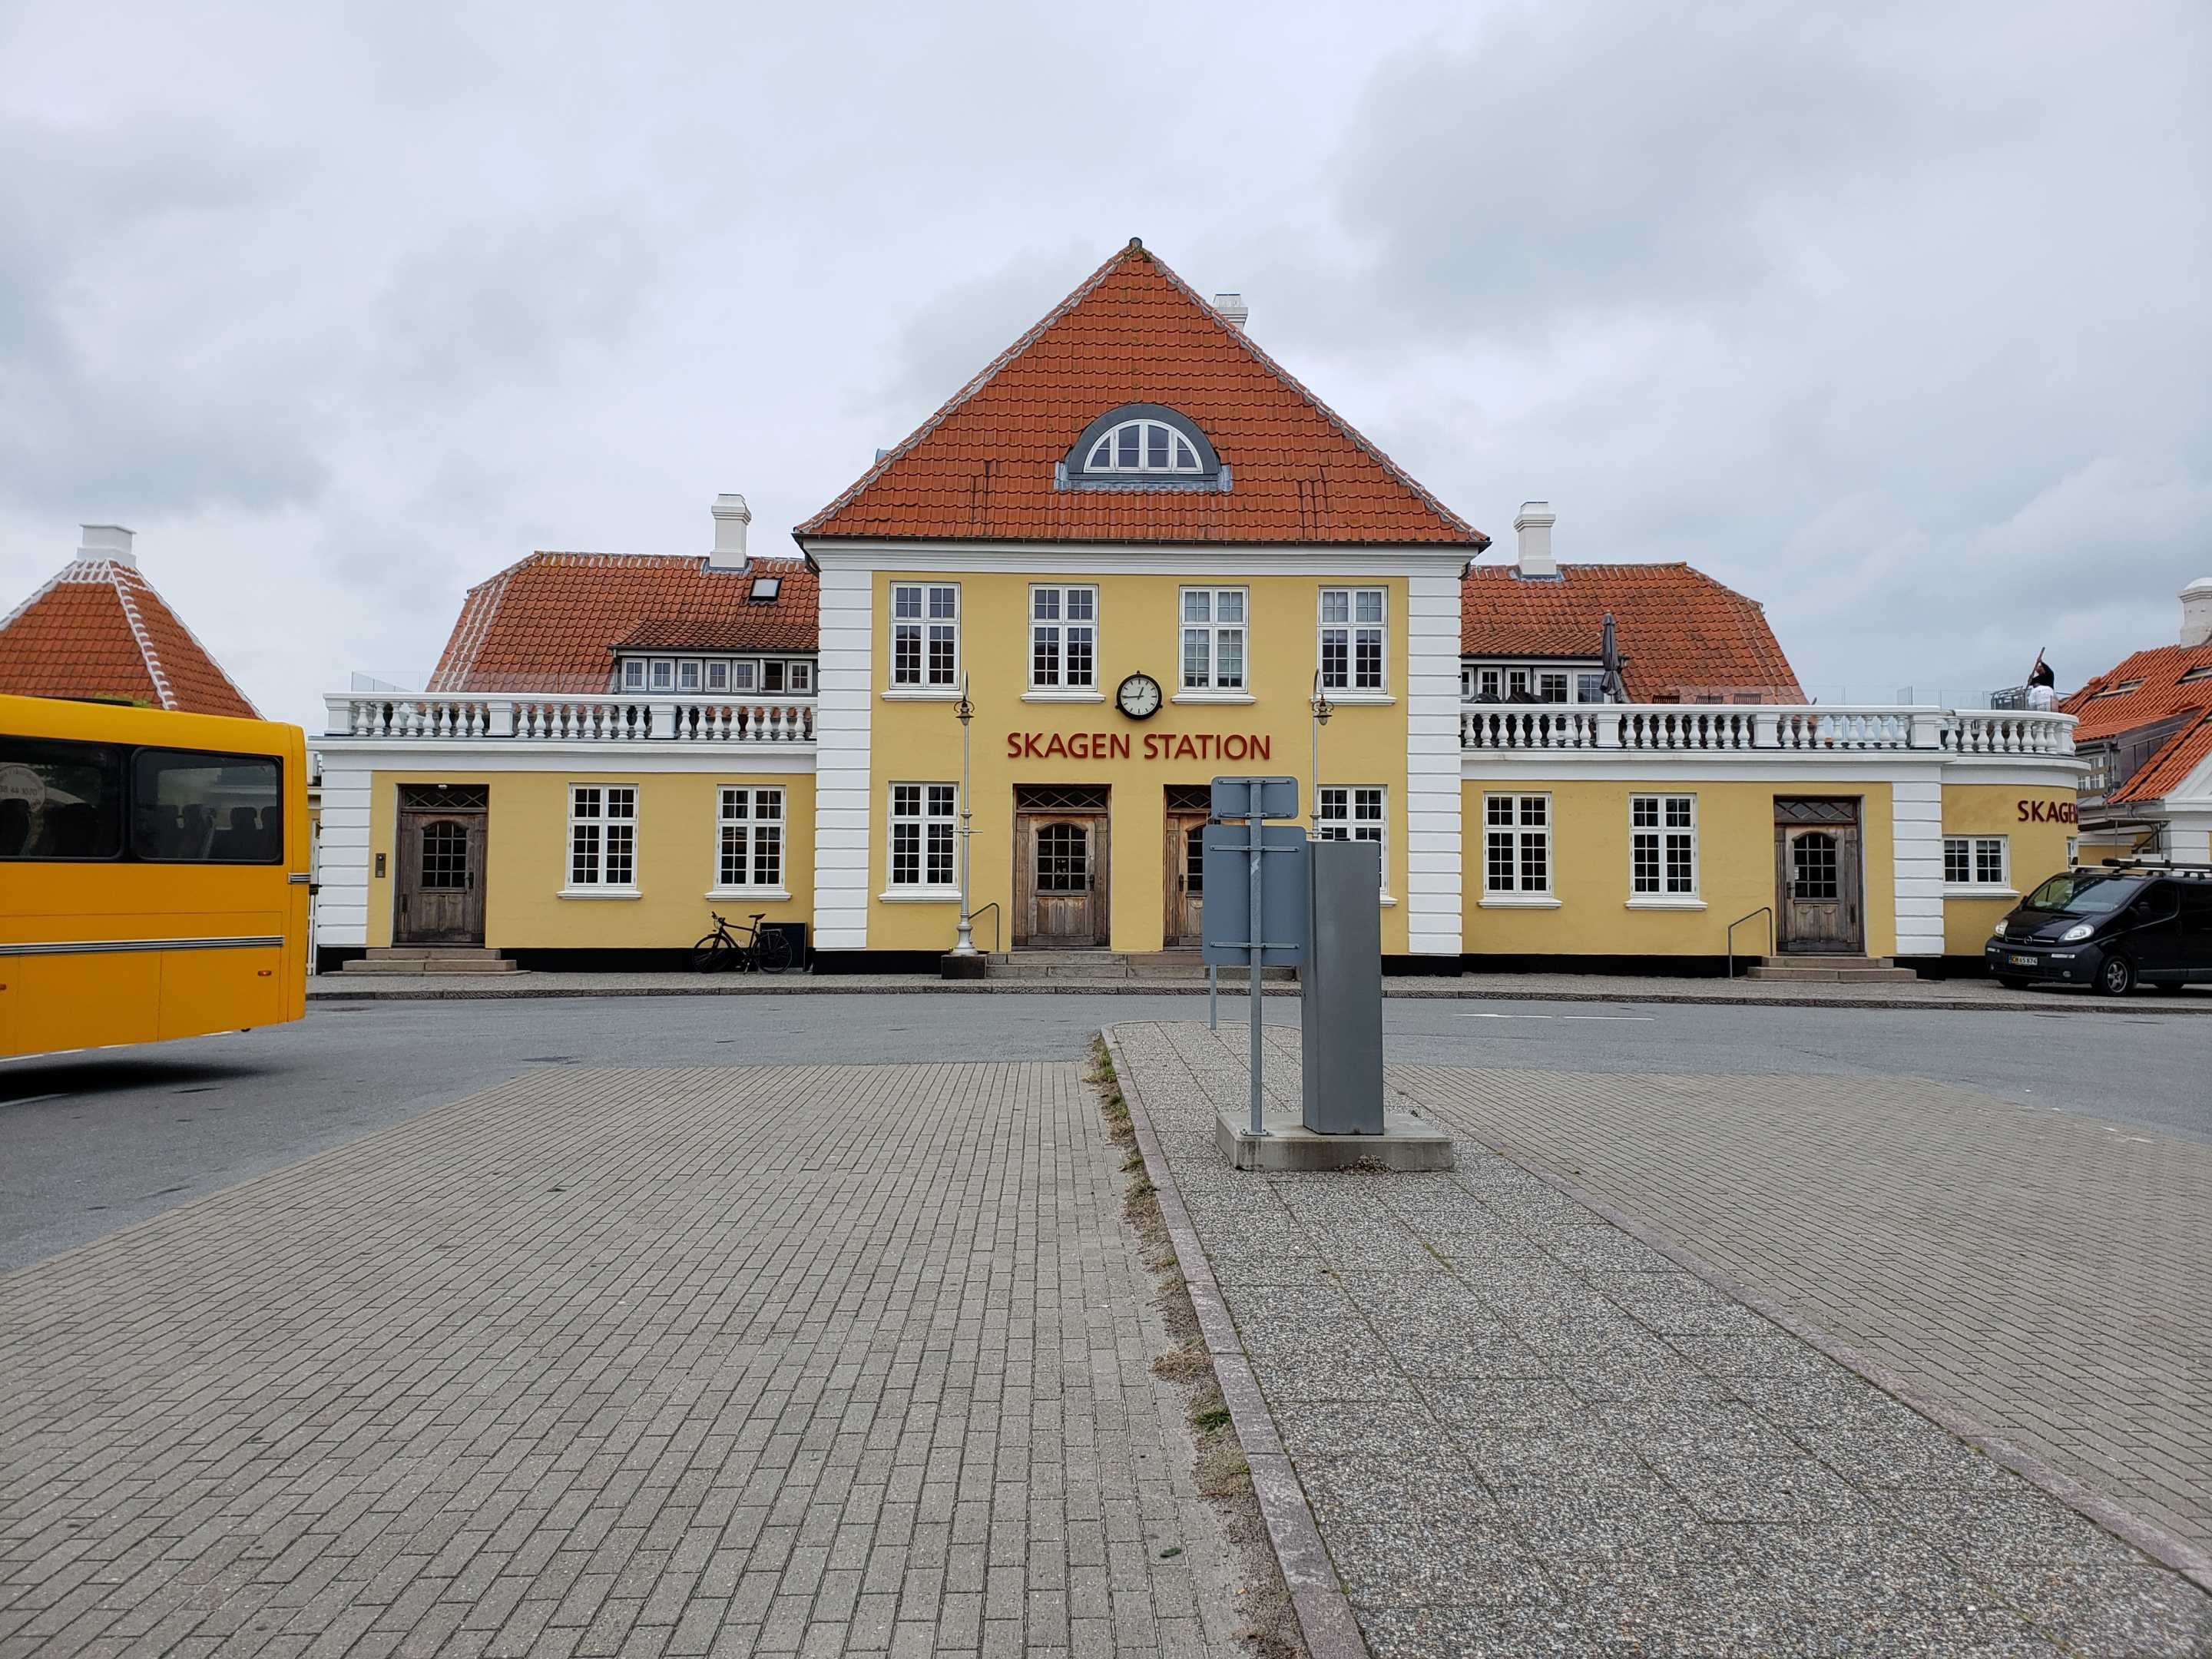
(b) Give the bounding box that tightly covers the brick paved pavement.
[0,1063,1249,1657]
[1111,1021,2212,1657]
[1392,1063,2212,1560]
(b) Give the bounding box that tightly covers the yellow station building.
[315,242,2082,975]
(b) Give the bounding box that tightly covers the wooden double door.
[1015,785,1110,946]
[1774,798,1863,954]
[1164,785,1211,946]
[396,783,488,945]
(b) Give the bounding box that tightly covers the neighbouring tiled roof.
[426,554,819,694]
[2113,714,2212,803]
[1460,563,1803,702]
[2059,638,2212,803]
[799,240,1485,548]
[0,558,259,717]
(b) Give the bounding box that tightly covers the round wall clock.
[1116,672,1163,720]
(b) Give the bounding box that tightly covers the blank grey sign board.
[1199,824,1308,968]
[1301,837,1384,1134]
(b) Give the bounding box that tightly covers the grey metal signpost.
[1200,778,1306,1140]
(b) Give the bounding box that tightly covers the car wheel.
[1995,975,2032,990]
[2094,954,2134,997]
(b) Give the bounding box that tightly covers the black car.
[1986,863,2212,995]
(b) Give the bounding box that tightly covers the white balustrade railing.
[326,692,816,744]
[1460,703,2074,757]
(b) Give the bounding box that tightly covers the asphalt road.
[4,990,2205,1270]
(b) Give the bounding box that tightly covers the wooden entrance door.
[1164,813,1207,945]
[396,783,488,945]
[1773,799,1862,953]
[1016,813,1108,945]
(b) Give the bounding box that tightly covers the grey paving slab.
[1109,1018,2212,1659]
[0,1063,1250,1657]
[1392,1060,2212,1565]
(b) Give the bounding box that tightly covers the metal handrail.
[967,902,1002,955]
[1725,906,1773,977]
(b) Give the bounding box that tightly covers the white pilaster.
[314,762,375,947]
[1404,571,1464,955]
[812,566,874,949]
[1891,777,1944,957]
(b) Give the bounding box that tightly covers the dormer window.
[749,575,781,601]
[1087,419,1202,474]
[1058,403,1227,492]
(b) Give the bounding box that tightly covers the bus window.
[131,750,283,863]
[0,740,125,859]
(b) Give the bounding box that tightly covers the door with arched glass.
[1773,797,1862,953]
[396,783,488,945]
[1015,786,1110,946]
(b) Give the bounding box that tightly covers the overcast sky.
[3,1,2206,726]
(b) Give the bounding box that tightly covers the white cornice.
[800,538,1476,578]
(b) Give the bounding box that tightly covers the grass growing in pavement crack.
[1091,1036,1306,1659]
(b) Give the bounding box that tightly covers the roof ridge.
[795,242,1138,538]
[112,561,264,718]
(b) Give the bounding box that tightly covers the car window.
[2023,872,2144,915]
[2128,886,2179,923]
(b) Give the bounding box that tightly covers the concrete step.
[1747,957,1918,982]
[341,955,521,976]
[366,945,505,960]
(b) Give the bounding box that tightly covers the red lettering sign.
[1007,730,1270,764]
[2015,800,2079,824]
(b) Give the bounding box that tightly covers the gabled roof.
[799,240,1485,548]
[2112,714,2212,804]
[2057,641,2212,741]
[0,558,259,717]
[1460,563,1803,702]
[426,554,818,694]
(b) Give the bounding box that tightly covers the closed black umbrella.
[1600,613,1630,703]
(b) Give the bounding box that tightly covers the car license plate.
[2008,953,2038,967]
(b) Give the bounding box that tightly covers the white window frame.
[1462,659,1605,704]
[650,659,674,692]
[711,786,786,896]
[564,783,638,896]
[787,660,813,694]
[621,658,646,691]
[1481,792,1557,907]
[1942,834,2012,895]
[1318,588,1389,697]
[1084,418,1204,475]
[706,661,729,692]
[889,583,961,694]
[1027,584,1101,698]
[1316,785,1391,899]
[1178,586,1250,699]
[885,782,959,897]
[1628,793,1702,909]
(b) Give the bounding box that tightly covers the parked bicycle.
[690,909,794,974]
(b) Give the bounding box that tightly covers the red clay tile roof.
[800,240,1485,548]
[2112,714,2212,804]
[0,558,259,717]
[1460,563,1803,702]
[2058,638,2212,802]
[427,554,819,694]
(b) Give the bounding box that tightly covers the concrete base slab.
[1216,1108,1455,1172]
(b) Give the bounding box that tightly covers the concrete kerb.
[1101,1024,1372,1659]
[1438,1111,2212,1600]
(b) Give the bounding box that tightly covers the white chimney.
[1513,502,1557,578]
[1212,292,1249,331]
[79,523,136,568]
[708,493,751,571]
[2183,576,2212,649]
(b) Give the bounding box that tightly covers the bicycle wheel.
[690,932,737,973]
[753,929,794,975]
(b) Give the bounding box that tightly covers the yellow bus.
[0,694,310,1059]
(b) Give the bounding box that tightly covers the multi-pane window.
[1181,588,1247,692]
[1031,586,1098,690]
[892,584,960,688]
[1319,588,1386,693]
[1084,418,1204,474]
[1484,793,1551,894]
[1316,786,1387,889]
[889,783,957,888]
[568,785,637,889]
[1942,836,2008,888]
[717,787,784,889]
[622,658,646,690]
[1630,794,1697,898]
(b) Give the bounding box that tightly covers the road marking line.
[1454,1012,1552,1019]
[1559,1015,1657,1022]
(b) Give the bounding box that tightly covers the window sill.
[707,887,791,902]
[882,687,963,702]
[1625,896,1707,912]
[1172,691,1256,706]
[558,886,641,900]
[879,888,963,903]
[1378,893,1397,906]
[1022,690,1105,704]
[1323,692,1396,706]
[1479,892,1561,909]
[1944,886,2018,900]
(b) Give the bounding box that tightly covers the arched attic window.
[1057,403,1230,492]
